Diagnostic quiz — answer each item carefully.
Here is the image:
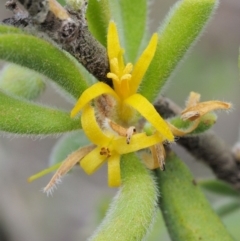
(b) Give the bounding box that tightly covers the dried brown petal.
[185,91,201,108]
[181,101,231,121]
[43,145,95,195]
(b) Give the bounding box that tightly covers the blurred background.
[0,0,240,240]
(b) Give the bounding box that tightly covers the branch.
[2,0,111,85]
[154,97,240,191]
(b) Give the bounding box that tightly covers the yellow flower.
[71,21,173,139]
[79,103,164,187]
[28,21,174,191]
[70,21,173,186]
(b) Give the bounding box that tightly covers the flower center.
[107,58,133,100]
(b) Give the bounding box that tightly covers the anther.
[100,147,111,157]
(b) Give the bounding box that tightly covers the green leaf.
[49,130,90,166]
[108,0,147,63]
[0,33,89,99]
[0,24,24,34]
[0,91,80,135]
[215,200,240,217]
[87,0,110,47]
[156,152,234,241]
[199,179,240,198]
[89,153,158,241]
[140,0,219,102]
[0,63,46,100]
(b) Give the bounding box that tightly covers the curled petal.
[80,146,107,174]
[81,103,110,146]
[43,145,94,194]
[181,101,232,121]
[141,151,159,170]
[168,119,200,137]
[113,132,163,154]
[108,153,121,187]
[124,94,174,141]
[142,144,166,170]
[71,82,119,118]
[130,33,158,94]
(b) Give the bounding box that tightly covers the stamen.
[110,58,119,75]
[121,74,131,81]
[100,147,111,157]
[107,72,120,82]
[123,63,133,75]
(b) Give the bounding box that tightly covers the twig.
[2,0,111,85]
[154,97,240,191]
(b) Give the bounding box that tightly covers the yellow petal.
[124,94,174,141]
[130,33,158,94]
[181,101,232,121]
[108,22,121,62]
[80,146,107,174]
[27,162,62,182]
[71,82,119,118]
[108,153,121,187]
[81,103,110,145]
[113,132,163,154]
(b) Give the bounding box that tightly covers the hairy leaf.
[140,0,219,102]
[0,33,89,99]
[156,152,234,241]
[0,91,80,135]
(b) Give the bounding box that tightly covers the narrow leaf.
[0,91,80,135]
[89,153,158,241]
[156,152,234,241]
[0,34,89,99]
[118,0,147,62]
[140,0,218,102]
[87,0,110,47]
[199,179,240,198]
